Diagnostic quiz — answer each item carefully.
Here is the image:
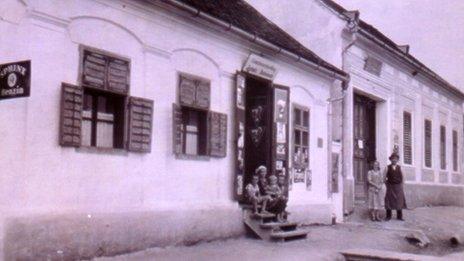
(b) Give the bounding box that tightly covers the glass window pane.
[294,130,301,145]
[96,121,114,148]
[302,131,309,146]
[82,119,92,146]
[185,132,198,155]
[294,108,301,125]
[303,111,309,127]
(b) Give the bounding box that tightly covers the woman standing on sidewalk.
[367,161,384,221]
[384,152,407,221]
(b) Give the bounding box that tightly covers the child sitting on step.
[246,175,271,215]
[266,175,287,222]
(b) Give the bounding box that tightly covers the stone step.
[251,212,276,219]
[270,229,308,242]
[260,222,298,231]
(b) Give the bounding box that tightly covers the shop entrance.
[353,93,376,203]
[233,73,290,202]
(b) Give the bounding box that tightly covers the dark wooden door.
[353,94,376,202]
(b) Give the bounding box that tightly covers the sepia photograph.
[1,0,464,260]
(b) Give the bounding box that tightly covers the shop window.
[424,119,432,168]
[453,130,458,172]
[440,125,446,170]
[59,46,154,153]
[173,73,227,158]
[292,104,310,170]
[403,111,412,165]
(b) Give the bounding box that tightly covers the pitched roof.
[171,0,347,77]
[320,0,464,97]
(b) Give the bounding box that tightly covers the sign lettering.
[0,60,31,100]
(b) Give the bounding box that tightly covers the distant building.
[0,0,347,259]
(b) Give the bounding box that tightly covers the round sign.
[7,73,17,88]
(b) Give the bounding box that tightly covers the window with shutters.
[453,130,458,172]
[173,73,227,158]
[293,104,310,170]
[403,111,412,165]
[424,119,432,168]
[59,46,154,153]
[440,125,446,170]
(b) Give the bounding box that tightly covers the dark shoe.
[385,217,391,221]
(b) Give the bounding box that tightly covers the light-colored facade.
[248,0,464,214]
[0,0,346,259]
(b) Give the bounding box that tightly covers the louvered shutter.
[82,49,129,94]
[179,75,196,107]
[234,72,246,201]
[82,50,106,89]
[195,80,210,109]
[127,97,153,153]
[208,111,227,157]
[424,120,432,167]
[59,83,83,147]
[107,57,130,94]
[440,126,446,169]
[453,130,458,171]
[172,103,183,155]
[179,74,210,110]
[403,112,412,164]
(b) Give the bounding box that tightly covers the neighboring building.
[248,0,464,215]
[0,0,347,259]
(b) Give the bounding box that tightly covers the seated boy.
[265,175,287,222]
[246,175,271,215]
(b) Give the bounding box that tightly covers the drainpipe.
[158,0,349,82]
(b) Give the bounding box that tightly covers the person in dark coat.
[384,152,407,221]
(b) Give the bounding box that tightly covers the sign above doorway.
[242,53,277,81]
[0,60,31,100]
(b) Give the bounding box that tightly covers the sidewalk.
[95,206,464,261]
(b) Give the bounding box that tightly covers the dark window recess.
[440,125,446,170]
[403,111,412,165]
[82,49,130,94]
[424,119,432,168]
[81,89,125,149]
[453,130,458,172]
[293,105,310,170]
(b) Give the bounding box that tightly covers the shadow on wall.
[3,208,244,260]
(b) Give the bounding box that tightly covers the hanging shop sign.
[242,53,277,81]
[0,60,31,100]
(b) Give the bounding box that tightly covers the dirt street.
[95,206,464,261]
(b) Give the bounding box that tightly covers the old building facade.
[0,0,347,259]
[248,0,464,215]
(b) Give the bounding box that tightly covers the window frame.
[452,129,459,172]
[440,125,447,170]
[179,106,208,156]
[78,46,130,150]
[292,103,310,171]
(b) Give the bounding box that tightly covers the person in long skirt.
[367,161,384,221]
[384,152,407,221]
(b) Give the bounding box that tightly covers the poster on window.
[306,169,312,190]
[276,143,286,157]
[294,168,305,183]
[274,88,287,122]
[276,122,286,143]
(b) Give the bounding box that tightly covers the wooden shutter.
[208,111,227,157]
[403,111,412,164]
[107,57,130,94]
[234,72,246,201]
[172,103,183,155]
[179,74,210,110]
[424,120,432,167]
[127,97,153,153]
[59,83,83,147]
[453,130,458,171]
[82,49,130,94]
[440,125,446,169]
